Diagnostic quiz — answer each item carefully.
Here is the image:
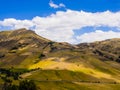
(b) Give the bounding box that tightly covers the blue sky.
[0,0,120,20]
[0,0,120,43]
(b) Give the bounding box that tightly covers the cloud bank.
[0,10,120,44]
[77,30,120,43]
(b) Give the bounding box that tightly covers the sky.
[0,0,120,44]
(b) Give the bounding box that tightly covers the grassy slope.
[1,49,120,89]
[23,49,120,90]
[35,82,120,90]
[0,29,120,90]
[19,50,120,90]
[21,70,120,90]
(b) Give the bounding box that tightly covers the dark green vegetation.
[2,79,37,90]
[0,28,120,90]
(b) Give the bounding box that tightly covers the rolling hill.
[0,28,120,90]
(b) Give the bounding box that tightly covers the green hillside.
[0,29,120,90]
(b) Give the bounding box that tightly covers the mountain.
[77,38,120,62]
[0,28,120,90]
[0,28,73,68]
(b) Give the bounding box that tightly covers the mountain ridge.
[0,28,120,67]
[0,28,120,90]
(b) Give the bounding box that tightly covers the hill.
[0,28,120,90]
[0,28,73,68]
[77,38,120,62]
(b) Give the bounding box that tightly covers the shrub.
[19,80,37,90]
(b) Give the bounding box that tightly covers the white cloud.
[49,0,66,9]
[0,18,34,29]
[0,10,120,44]
[59,3,66,7]
[77,30,120,43]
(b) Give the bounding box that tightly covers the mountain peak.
[11,28,35,35]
